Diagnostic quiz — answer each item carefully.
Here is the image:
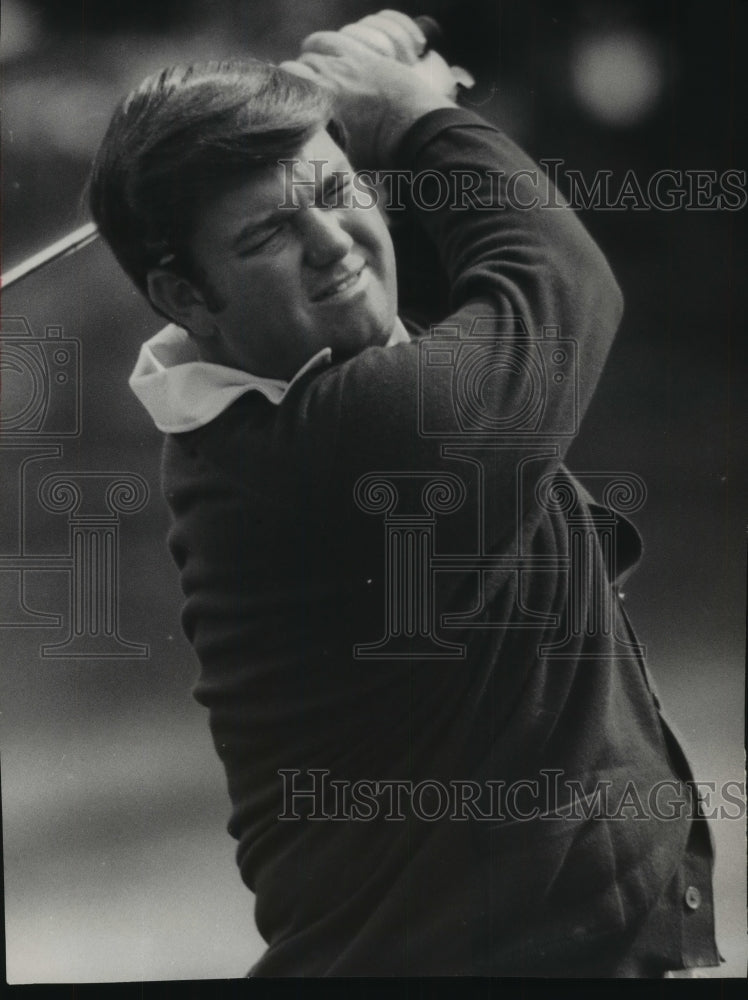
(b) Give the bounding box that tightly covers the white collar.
[129,320,410,434]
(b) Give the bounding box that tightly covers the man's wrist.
[376,94,457,166]
[385,104,491,174]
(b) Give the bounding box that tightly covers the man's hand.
[280,10,458,167]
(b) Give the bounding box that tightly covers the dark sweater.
[162,108,719,975]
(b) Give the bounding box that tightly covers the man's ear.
[146,268,216,341]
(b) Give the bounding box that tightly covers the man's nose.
[300,207,354,268]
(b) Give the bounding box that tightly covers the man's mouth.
[311,262,367,302]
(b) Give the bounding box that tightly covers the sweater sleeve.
[394,107,623,332]
[300,107,624,545]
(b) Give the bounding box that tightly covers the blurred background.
[1,0,746,982]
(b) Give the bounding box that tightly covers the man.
[90,10,721,977]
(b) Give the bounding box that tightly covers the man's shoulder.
[160,383,338,508]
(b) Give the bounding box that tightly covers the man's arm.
[286,16,623,545]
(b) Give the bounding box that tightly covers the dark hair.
[88,60,334,303]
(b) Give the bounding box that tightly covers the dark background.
[1,0,745,982]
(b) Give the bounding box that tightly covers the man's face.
[186,127,398,379]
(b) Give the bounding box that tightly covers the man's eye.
[324,177,351,207]
[240,225,284,255]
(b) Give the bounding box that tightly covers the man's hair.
[88,60,334,304]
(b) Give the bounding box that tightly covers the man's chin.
[328,315,396,361]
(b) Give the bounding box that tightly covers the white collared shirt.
[129,320,411,434]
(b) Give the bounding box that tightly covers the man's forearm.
[391,106,624,422]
